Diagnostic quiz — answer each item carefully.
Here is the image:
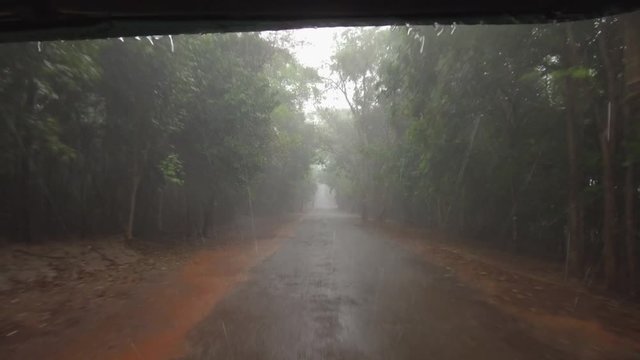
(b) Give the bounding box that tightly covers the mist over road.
[313,183,338,210]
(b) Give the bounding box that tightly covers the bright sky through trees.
[287,27,350,111]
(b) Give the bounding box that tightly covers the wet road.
[182,210,567,360]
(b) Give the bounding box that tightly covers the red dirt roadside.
[0,218,297,360]
[377,222,640,359]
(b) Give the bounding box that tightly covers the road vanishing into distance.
[179,184,569,360]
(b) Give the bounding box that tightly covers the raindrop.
[436,27,445,36]
[37,42,41,52]
[420,36,425,54]
[118,37,125,42]
[451,22,457,35]
[146,36,154,45]
[169,35,175,53]
[221,321,230,347]
[134,36,141,40]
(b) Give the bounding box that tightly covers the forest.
[0,34,320,243]
[320,12,640,294]
[1,10,640,295]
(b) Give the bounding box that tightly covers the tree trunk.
[157,188,164,233]
[599,24,621,290]
[19,77,37,243]
[564,24,585,276]
[510,181,518,253]
[601,127,618,289]
[622,11,640,295]
[246,182,257,252]
[125,172,141,240]
[125,151,144,240]
[201,194,215,238]
[183,189,191,237]
[360,192,368,222]
[624,163,636,294]
[19,141,32,243]
[80,173,89,238]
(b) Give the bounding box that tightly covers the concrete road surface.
[182,209,568,360]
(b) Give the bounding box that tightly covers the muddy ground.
[0,216,295,360]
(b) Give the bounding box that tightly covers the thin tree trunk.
[80,175,88,238]
[360,191,368,222]
[624,163,636,294]
[246,182,257,253]
[201,194,215,238]
[510,181,518,253]
[376,185,388,222]
[125,171,141,240]
[19,77,37,243]
[125,148,146,240]
[157,188,164,233]
[183,189,190,237]
[599,25,620,290]
[564,23,585,276]
[19,142,32,243]
[601,127,618,289]
[622,11,640,295]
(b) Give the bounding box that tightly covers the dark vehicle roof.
[1,0,638,42]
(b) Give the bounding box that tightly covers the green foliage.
[159,152,185,185]
[323,19,639,265]
[0,33,319,239]
[550,66,596,81]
